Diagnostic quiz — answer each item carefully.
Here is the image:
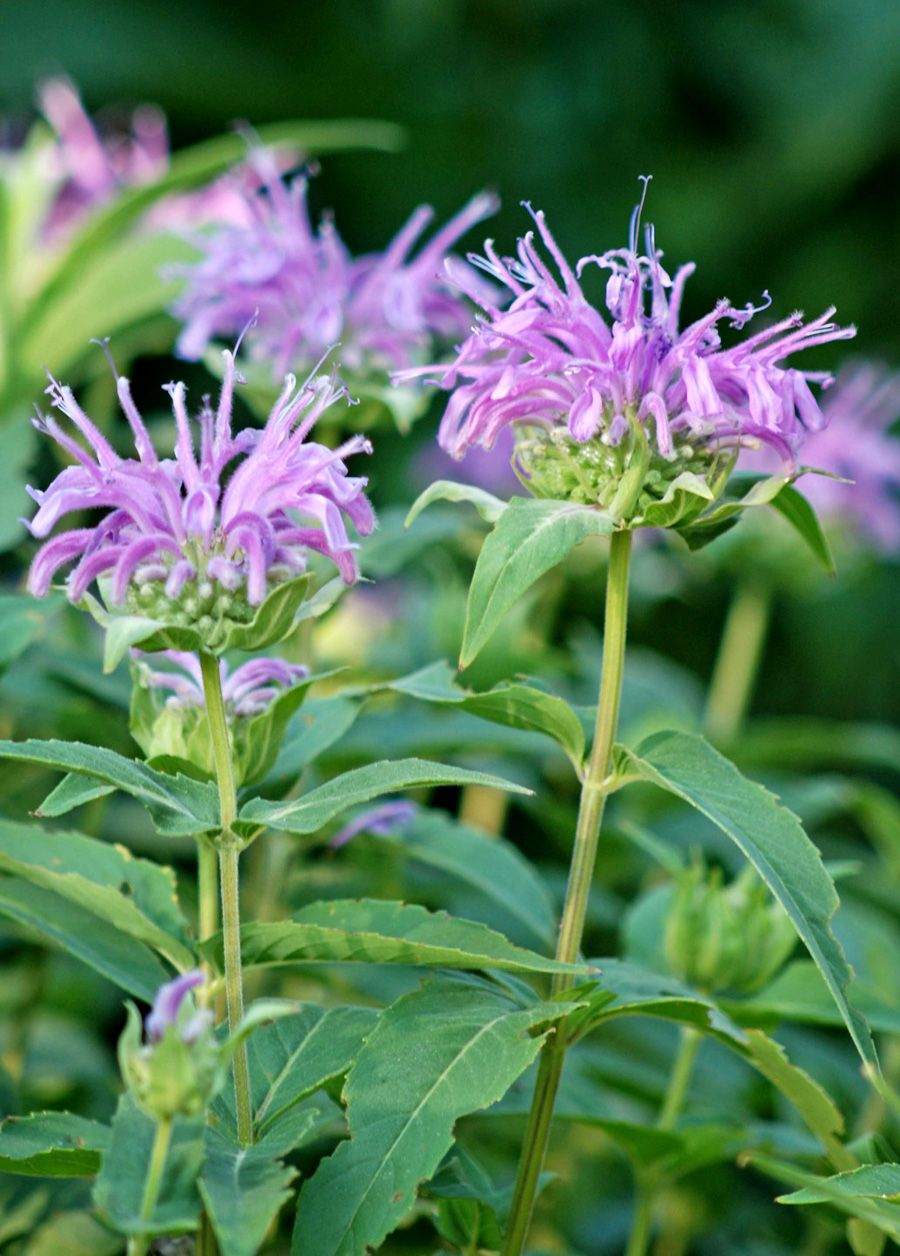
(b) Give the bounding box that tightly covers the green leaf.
[36,773,116,818]
[747,1154,900,1241]
[0,817,193,970]
[566,958,747,1045]
[238,757,531,836]
[676,472,790,551]
[0,421,36,551]
[259,697,361,792]
[618,730,876,1066]
[769,484,836,573]
[724,961,900,1036]
[206,899,587,977]
[20,1209,123,1256]
[235,1003,378,1136]
[460,497,614,667]
[0,879,169,998]
[374,809,556,949]
[779,1164,900,1205]
[406,480,507,527]
[0,738,219,836]
[291,978,567,1256]
[92,1094,204,1236]
[0,1111,110,1177]
[0,593,61,672]
[200,1126,298,1256]
[391,661,585,767]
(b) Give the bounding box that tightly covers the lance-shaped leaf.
[460,497,615,667]
[36,773,115,818]
[258,697,361,793]
[219,1003,379,1137]
[769,484,835,574]
[372,809,556,950]
[92,1095,204,1236]
[747,1156,900,1242]
[617,731,876,1067]
[292,978,568,1256]
[239,758,531,836]
[0,1111,110,1177]
[203,899,586,977]
[391,661,585,768]
[723,961,900,1036]
[406,480,507,527]
[0,738,219,836]
[0,818,193,970]
[0,879,169,998]
[200,1126,299,1256]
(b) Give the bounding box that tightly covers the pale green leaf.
[200,1127,297,1256]
[405,480,507,527]
[0,1111,110,1177]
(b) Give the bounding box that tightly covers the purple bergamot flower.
[170,156,499,380]
[402,183,856,524]
[137,649,309,716]
[330,799,418,849]
[26,349,375,636]
[144,969,207,1043]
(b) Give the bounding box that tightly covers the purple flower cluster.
[170,158,498,378]
[138,650,308,716]
[411,192,855,477]
[26,350,375,609]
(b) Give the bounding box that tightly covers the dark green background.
[1,0,898,720]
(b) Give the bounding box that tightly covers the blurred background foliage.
[1,0,898,725]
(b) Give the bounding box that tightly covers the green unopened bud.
[664,860,796,995]
[118,989,224,1121]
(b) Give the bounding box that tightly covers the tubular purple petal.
[144,969,206,1043]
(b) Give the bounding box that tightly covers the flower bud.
[663,861,796,995]
[118,971,225,1120]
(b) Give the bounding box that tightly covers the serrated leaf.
[0,738,219,836]
[36,772,116,817]
[234,1003,378,1136]
[258,697,361,793]
[200,1126,298,1256]
[460,497,614,667]
[0,817,193,970]
[406,480,507,527]
[390,661,585,767]
[0,878,169,998]
[618,730,876,1066]
[748,1154,900,1241]
[0,1111,110,1177]
[93,1095,203,1236]
[238,758,531,836]
[374,809,555,949]
[205,899,586,977]
[291,978,567,1256]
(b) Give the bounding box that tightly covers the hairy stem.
[502,529,632,1256]
[199,651,253,1146]
[127,1116,172,1256]
[704,579,772,744]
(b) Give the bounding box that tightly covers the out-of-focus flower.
[330,799,418,849]
[415,424,520,496]
[790,363,900,552]
[37,76,168,238]
[170,157,499,380]
[144,969,208,1043]
[404,185,855,524]
[137,650,308,716]
[26,349,375,636]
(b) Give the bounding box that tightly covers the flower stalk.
[703,578,772,744]
[127,1115,172,1256]
[199,651,253,1146]
[502,528,632,1256]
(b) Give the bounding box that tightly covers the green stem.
[197,837,219,1006]
[199,652,253,1147]
[703,579,772,744]
[658,1026,701,1130]
[127,1116,172,1256]
[501,529,633,1256]
[626,1026,702,1256]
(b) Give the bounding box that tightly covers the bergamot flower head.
[26,345,375,649]
[405,179,856,527]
